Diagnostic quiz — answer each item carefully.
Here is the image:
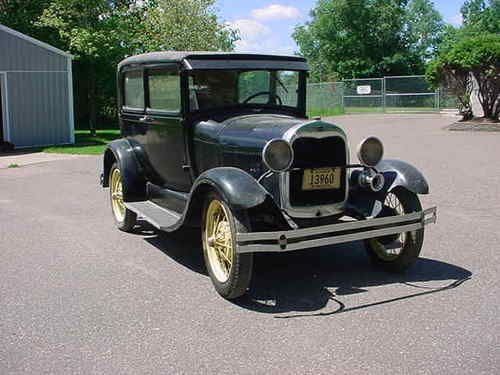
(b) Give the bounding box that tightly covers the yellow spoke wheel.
[110,168,126,222]
[202,193,254,299]
[108,163,137,232]
[204,199,234,283]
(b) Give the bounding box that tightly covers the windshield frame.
[184,68,307,117]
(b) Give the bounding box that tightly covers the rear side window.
[123,71,144,109]
[148,70,181,112]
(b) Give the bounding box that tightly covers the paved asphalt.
[1,114,499,374]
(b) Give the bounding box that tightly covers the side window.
[277,71,299,107]
[123,70,144,110]
[148,70,181,113]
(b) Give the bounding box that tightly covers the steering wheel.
[242,91,283,105]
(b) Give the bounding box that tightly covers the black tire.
[365,187,424,272]
[109,162,137,232]
[202,191,253,299]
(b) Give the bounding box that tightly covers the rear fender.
[102,139,147,202]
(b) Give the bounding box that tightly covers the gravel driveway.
[1,114,498,374]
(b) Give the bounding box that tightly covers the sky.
[215,0,466,55]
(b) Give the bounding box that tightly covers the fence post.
[382,77,386,113]
[340,82,345,113]
[436,88,440,111]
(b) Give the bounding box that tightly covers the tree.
[406,0,445,63]
[293,0,428,81]
[461,0,500,33]
[139,0,237,52]
[0,0,59,45]
[38,0,145,135]
[426,33,500,120]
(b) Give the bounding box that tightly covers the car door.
[120,68,147,149]
[145,65,191,192]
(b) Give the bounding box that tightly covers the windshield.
[188,70,302,112]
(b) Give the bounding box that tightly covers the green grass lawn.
[307,107,345,118]
[345,106,438,113]
[42,129,120,155]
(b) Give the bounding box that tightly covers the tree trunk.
[88,65,97,137]
[473,71,499,120]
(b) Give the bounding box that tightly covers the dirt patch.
[445,118,500,132]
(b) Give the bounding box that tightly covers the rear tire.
[109,162,137,232]
[202,192,253,299]
[365,187,424,272]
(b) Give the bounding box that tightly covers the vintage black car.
[101,52,437,299]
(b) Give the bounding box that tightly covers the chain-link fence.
[343,78,384,113]
[306,75,458,117]
[306,81,344,117]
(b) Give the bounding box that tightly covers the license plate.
[302,167,341,190]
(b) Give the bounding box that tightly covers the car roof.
[118,51,309,71]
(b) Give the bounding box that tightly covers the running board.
[125,201,181,230]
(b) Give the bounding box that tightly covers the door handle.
[139,115,153,123]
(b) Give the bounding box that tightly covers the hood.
[194,114,305,152]
[192,113,347,178]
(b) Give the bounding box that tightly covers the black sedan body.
[101,51,437,299]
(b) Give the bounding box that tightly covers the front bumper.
[236,207,437,253]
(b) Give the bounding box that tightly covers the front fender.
[180,167,278,229]
[102,139,146,202]
[376,159,429,195]
[192,167,270,210]
[348,159,429,219]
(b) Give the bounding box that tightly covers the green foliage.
[38,1,140,62]
[406,0,445,62]
[0,0,60,46]
[293,0,444,81]
[140,0,238,52]
[426,33,500,120]
[461,0,500,33]
[36,0,145,133]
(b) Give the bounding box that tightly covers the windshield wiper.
[276,77,289,94]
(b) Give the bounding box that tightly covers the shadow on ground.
[139,223,471,317]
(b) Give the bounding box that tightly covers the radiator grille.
[289,136,347,207]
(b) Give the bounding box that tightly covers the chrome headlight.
[262,139,294,172]
[357,136,384,167]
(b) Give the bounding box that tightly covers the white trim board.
[67,58,75,144]
[0,72,10,142]
[0,23,73,58]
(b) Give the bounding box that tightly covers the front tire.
[365,187,424,272]
[202,192,253,299]
[109,162,137,232]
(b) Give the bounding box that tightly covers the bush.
[426,33,500,120]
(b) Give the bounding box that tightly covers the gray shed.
[0,24,74,148]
